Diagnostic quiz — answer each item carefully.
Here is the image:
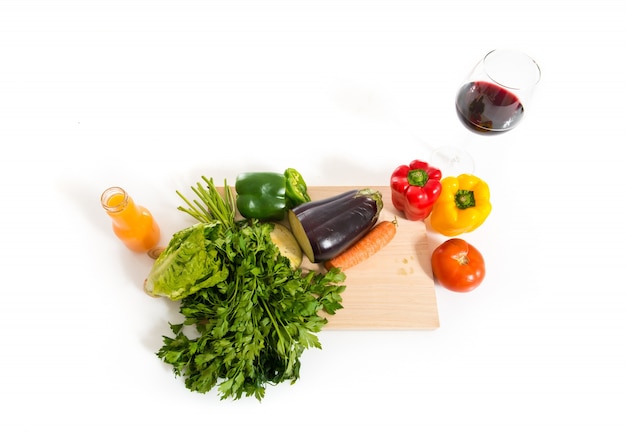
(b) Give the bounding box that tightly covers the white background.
[1,1,625,445]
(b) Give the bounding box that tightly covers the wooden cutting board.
[300,186,439,330]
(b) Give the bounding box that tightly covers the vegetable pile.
[146,176,345,401]
[111,157,494,398]
[140,157,494,399]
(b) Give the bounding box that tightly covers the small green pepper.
[235,168,310,220]
[284,167,311,208]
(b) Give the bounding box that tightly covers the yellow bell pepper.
[429,174,492,236]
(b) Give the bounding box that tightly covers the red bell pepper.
[390,160,442,221]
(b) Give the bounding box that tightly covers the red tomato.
[431,238,485,293]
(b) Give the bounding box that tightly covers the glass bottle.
[101,186,161,253]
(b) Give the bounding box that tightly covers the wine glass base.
[431,146,475,177]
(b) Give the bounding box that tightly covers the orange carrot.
[324,219,397,271]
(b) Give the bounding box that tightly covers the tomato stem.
[453,253,469,265]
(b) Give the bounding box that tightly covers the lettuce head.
[143,222,228,300]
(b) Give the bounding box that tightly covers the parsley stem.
[258,296,289,356]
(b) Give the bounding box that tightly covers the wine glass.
[431,49,541,176]
[456,48,541,134]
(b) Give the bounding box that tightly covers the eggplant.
[288,188,383,263]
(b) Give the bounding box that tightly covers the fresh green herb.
[150,177,345,401]
[176,177,236,228]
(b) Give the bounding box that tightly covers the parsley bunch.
[156,177,345,401]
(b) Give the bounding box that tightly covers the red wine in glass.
[455,80,524,134]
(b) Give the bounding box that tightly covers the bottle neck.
[101,187,140,224]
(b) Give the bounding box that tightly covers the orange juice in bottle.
[101,186,161,253]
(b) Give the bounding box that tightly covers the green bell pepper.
[235,168,311,220]
[284,167,311,208]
